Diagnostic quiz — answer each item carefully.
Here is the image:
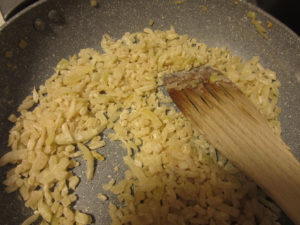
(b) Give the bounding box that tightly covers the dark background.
[257,0,300,35]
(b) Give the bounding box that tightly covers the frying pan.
[0,0,299,224]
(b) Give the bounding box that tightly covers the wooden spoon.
[164,66,300,225]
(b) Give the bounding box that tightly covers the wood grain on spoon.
[164,67,300,225]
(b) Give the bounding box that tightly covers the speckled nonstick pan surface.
[0,0,299,224]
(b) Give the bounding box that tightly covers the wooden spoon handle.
[169,86,300,224]
[206,113,300,225]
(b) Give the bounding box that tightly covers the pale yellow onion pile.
[0,27,282,225]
